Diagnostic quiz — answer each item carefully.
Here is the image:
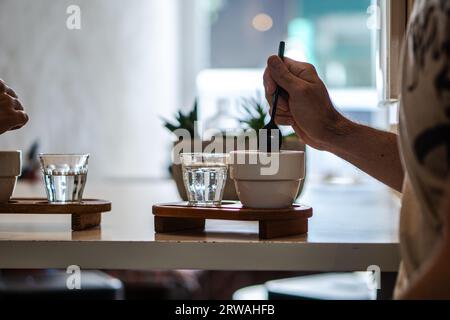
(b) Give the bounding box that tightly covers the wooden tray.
[152,202,313,239]
[0,198,112,231]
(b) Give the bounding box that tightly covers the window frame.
[383,0,411,100]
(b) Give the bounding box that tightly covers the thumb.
[267,56,299,92]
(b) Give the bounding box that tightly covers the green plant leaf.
[190,100,198,123]
[161,99,199,138]
[237,93,270,131]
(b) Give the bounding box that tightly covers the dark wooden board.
[153,202,312,221]
[0,198,111,231]
[153,202,313,239]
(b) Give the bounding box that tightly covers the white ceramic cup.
[0,151,22,203]
[229,150,305,209]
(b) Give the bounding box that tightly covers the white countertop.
[0,178,400,272]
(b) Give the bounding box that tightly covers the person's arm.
[263,56,404,192]
[399,179,450,299]
[0,79,28,135]
[321,119,404,192]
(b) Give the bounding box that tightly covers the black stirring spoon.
[260,41,285,153]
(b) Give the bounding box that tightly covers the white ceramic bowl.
[0,151,22,203]
[229,150,305,209]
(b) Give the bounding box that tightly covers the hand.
[0,79,28,135]
[263,56,350,150]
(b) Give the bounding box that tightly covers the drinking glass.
[39,154,89,203]
[180,153,229,206]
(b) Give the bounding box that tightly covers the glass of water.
[180,153,229,206]
[39,154,89,203]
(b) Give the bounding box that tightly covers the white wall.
[0,0,180,178]
[178,0,211,109]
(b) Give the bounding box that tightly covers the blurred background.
[0,0,386,183]
[0,0,403,301]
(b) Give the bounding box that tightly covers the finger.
[283,58,317,82]
[266,95,289,113]
[9,110,29,129]
[283,57,316,75]
[263,68,277,96]
[0,92,13,104]
[12,98,24,111]
[284,57,308,75]
[267,55,300,92]
[274,115,295,126]
[265,88,289,113]
[270,100,289,114]
[0,80,19,98]
[0,94,23,111]
[264,70,289,112]
[273,108,292,118]
[6,87,18,98]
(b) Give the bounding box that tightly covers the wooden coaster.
[152,202,313,239]
[0,198,112,231]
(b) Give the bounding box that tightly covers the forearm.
[323,117,404,192]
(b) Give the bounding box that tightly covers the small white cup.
[229,150,305,209]
[0,151,22,203]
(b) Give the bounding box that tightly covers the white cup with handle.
[0,151,22,203]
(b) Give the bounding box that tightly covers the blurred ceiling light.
[252,13,273,32]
